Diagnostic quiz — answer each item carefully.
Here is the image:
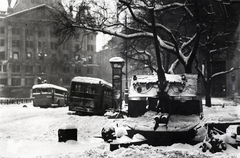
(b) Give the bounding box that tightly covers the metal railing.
[0,98,33,105]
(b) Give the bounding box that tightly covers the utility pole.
[124,11,129,106]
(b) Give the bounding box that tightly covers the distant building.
[0,0,98,97]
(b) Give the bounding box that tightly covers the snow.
[0,100,240,157]
[128,74,198,99]
[109,57,125,63]
[71,76,112,87]
[32,83,67,92]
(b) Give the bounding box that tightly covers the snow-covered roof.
[6,4,51,18]
[109,57,125,63]
[71,76,112,87]
[32,83,67,91]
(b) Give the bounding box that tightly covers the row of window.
[9,64,94,75]
[0,77,73,87]
[0,39,93,52]
[11,65,46,73]
[0,27,45,37]
[0,25,93,39]
[31,0,56,4]
[71,83,111,96]
[0,51,93,63]
[0,78,34,86]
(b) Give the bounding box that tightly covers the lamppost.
[109,57,125,113]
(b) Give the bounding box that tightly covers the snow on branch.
[154,2,194,18]
[211,67,240,79]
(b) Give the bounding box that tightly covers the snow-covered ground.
[0,99,240,158]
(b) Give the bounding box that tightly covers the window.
[38,66,46,73]
[30,41,33,48]
[38,30,41,38]
[0,27,4,34]
[38,41,41,48]
[25,65,33,73]
[52,54,57,60]
[11,78,21,86]
[63,54,69,61]
[16,28,20,35]
[3,65,6,72]
[0,39,4,46]
[88,55,93,63]
[87,34,93,41]
[63,66,70,73]
[26,52,32,60]
[63,42,69,50]
[12,40,15,47]
[51,65,58,74]
[26,41,33,48]
[26,29,33,37]
[12,28,15,35]
[12,40,20,47]
[74,67,81,74]
[38,30,45,38]
[13,52,19,59]
[12,28,20,35]
[0,51,5,60]
[87,67,93,74]
[87,45,93,51]
[12,65,20,72]
[25,78,34,86]
[75,44,80,51]
[42,66,46,73]
[51,42,57,50]
[0,78,7,86]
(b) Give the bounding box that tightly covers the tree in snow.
[193,1,240,107]
[101,0,240,107]
[51,0,240,107]
[51,0,201,94]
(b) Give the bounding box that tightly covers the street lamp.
[38,53,47,83]
[109,57,125,113]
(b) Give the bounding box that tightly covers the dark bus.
[68,76,113,115]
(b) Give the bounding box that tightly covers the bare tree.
[51,0,240,107]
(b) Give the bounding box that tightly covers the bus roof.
[32,83,68,91]
[71,76,112,87]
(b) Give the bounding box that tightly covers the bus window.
[41,88,51,93]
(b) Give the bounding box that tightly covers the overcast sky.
[0,0,8,11]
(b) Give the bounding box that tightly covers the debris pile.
[200,130,239,153]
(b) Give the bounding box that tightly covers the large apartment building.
[0,0,98,98]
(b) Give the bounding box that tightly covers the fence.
[0,98,33,105]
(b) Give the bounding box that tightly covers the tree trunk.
[185,64,192,74]
[149,8,166,92]
[149,8,168,113]
[205,80,212,107]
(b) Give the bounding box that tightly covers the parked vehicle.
[32,83,68,108]
[68,76,113,115]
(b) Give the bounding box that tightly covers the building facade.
[0,1,98,98]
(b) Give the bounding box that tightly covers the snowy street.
[0,103,110,157]
[0,100,240,157]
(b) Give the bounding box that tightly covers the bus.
[32,83,68,108]
[68,76,113,115]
